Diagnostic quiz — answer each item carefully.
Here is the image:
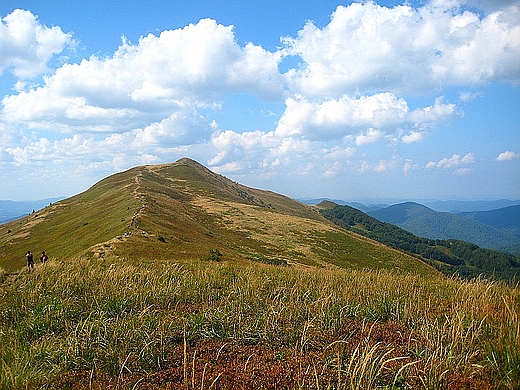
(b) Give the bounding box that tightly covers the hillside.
[368,202,520,255]
[1,159,519,389]
[425,199,520,212]
[320,203,520,283]
[460,204,520,235]
[0,158,436,276]
[459,205,520,254]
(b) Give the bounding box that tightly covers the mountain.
[0,198,63,223]
[368,202,520,255]
[459,205,520,254]
[424,199,520,212]
[301,199,388,213]
[320,203,520,283]
[459,205,520,234]
[0,158,437,276]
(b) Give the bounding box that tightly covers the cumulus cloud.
[0,9,73,78]
[3,111,218,168]
[5,134,96,165]
[282,2,520,96]
[1,18,284,134]
[401,131,425,144]
[356,129,385,146]
[496,150,520,161]
[133,108,216,148]
[275,93,457,143]
[1,1,519,197]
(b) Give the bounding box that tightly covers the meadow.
[1,253,519,389]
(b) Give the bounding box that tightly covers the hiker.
[26,251,34,272]
[40,251,48,263]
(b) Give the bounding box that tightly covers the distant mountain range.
[319,202,520,283]
[0,198,63,223]
[367,202,520,256]
[302,198,520,213]
[424,199,520,213]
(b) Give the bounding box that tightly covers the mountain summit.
[0,158,436,275]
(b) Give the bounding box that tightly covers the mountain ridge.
[0,158,436,276]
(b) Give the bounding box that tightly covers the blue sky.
[1,0,519,202]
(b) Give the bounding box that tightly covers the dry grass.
[1,255,518,389]
[0,159,438,278]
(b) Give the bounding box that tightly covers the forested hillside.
[460,203,520,232]
[320,204,520,284]
[368,202,520,255]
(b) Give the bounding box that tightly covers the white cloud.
[496,150,520,161]
[0,9,73,78]
[1,18,284,134]
[426,152,476,168]
[5,134,96,165]
[322,146,356,161]
[282,2,520,96]
[459,91,482,102]
[359,158,400,173]
[275,93,457,143]
[454,167,473,175]
[356,129,385,146]
[403,159,414,175]
[133,108,215,148]
[401,131,425,144]
[1,2,518,200]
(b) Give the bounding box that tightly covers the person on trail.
[40,251,48,263]
[26,251,34,272]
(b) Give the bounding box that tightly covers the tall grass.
[0,256,518,389]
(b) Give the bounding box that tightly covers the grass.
[0,168,140,271]
[1,255,519,389]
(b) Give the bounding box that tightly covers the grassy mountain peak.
[0,158,436,276]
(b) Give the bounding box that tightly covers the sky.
[0,0,519,202]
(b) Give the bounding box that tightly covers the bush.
[206,249,222,261]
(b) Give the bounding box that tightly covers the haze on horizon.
[0,0,519,202]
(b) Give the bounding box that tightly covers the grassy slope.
[1,158,437,277]
[1,256,519,389]
[0,167,141,272]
